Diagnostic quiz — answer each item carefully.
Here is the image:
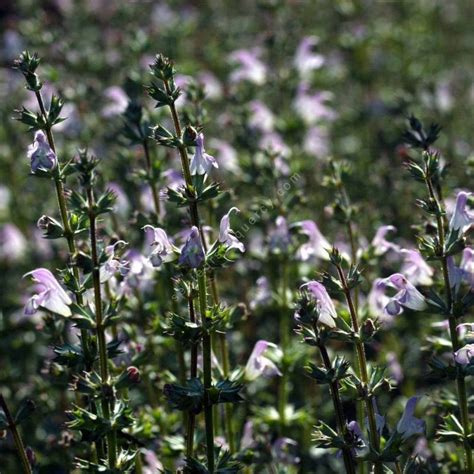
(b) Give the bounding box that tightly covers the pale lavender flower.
[250,276,272,310]
[240,420,254,449]
[102,86,128,117]
[27,131,57,173]
[142,449,164,474]
[400,249,434,286]
[245,340,282,381]
[294,220,331,261]
[460,247,474,286]
[376,274,426,316]
[454,344,474,365]
[179,226,205,268]
[1,30,23,61]
[299,281,337,327]
[144,225,174,267]
[248,100,275,133]
[0,223,27,263]
[348,420,363,439]
[259,132,291,159]
[396,397,425,440]
[303,126,329,158]
[197,71,223,100]
[368,278,392,321]
[269,216,292,254]
[449,191,474,232]
[24,268,72,317]
[371,225,399,256]
[219,207,245,253]
[413,436,431,461]
[456,322,474,337]
[100,240,129,282]
[190,133,218,175]
[294,36,325,77]
[447,256,464,292]
[294,83,336,125]
[118,250,154,296]
[229,48,266,85]
[272,438,300,465]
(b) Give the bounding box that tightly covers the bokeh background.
[1,0,474,472]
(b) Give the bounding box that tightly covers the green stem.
[278,260,289,432]
[0,395,32,474]
[87,186,117,469]
[425,176,473,472]
[186,295,198,459]
[33,90,92,366]
[139,127,161,219]
[162,80,216,470]
[198,271,215,473]
[315,333,356,474]
[335,264,383,474]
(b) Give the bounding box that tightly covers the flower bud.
[115,366,141,390]
[361,319,376,340]
[329,247,342,265]
[37,215,64,239]
[27,131,57,174]
[182,125,198,146]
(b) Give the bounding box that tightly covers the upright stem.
[335,263,383,474]
[33,90,91,365]
[87,187,117,468]
[186,295,198,459]
[139,127,161,218]
[315,335,356,474]
[209,271,235,451]
[425,176,473,472]
[0,395,32,474]
[198,270,215,473]
[278,260,289,432]
[162,80,215,470]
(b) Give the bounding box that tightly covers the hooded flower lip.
[144,225,174,267]
[449,191,474,232]
[229,48,266,85]
[294,36,325,77]
[299,281,337,327]
[399,249,434,286]
[100,240,129,282]
[218,207,245,253]
[0,223,27,263]
[27,130,57,173]
[23,268,72,317]
[190,133,218,175]
[376,273,426,316]
[368,278,393,325]
[293,83,336,125]
[454,343,474,365]
[248,100,274,133]
[294,220,331,261]
[396,397,425,440]
[460,247,474,286]
[178,226,205,268]
[244,340,282,381]
[371,225,399,256]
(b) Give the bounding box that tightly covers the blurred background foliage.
[1,0,474,472]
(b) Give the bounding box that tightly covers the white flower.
[24,268,72,317]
